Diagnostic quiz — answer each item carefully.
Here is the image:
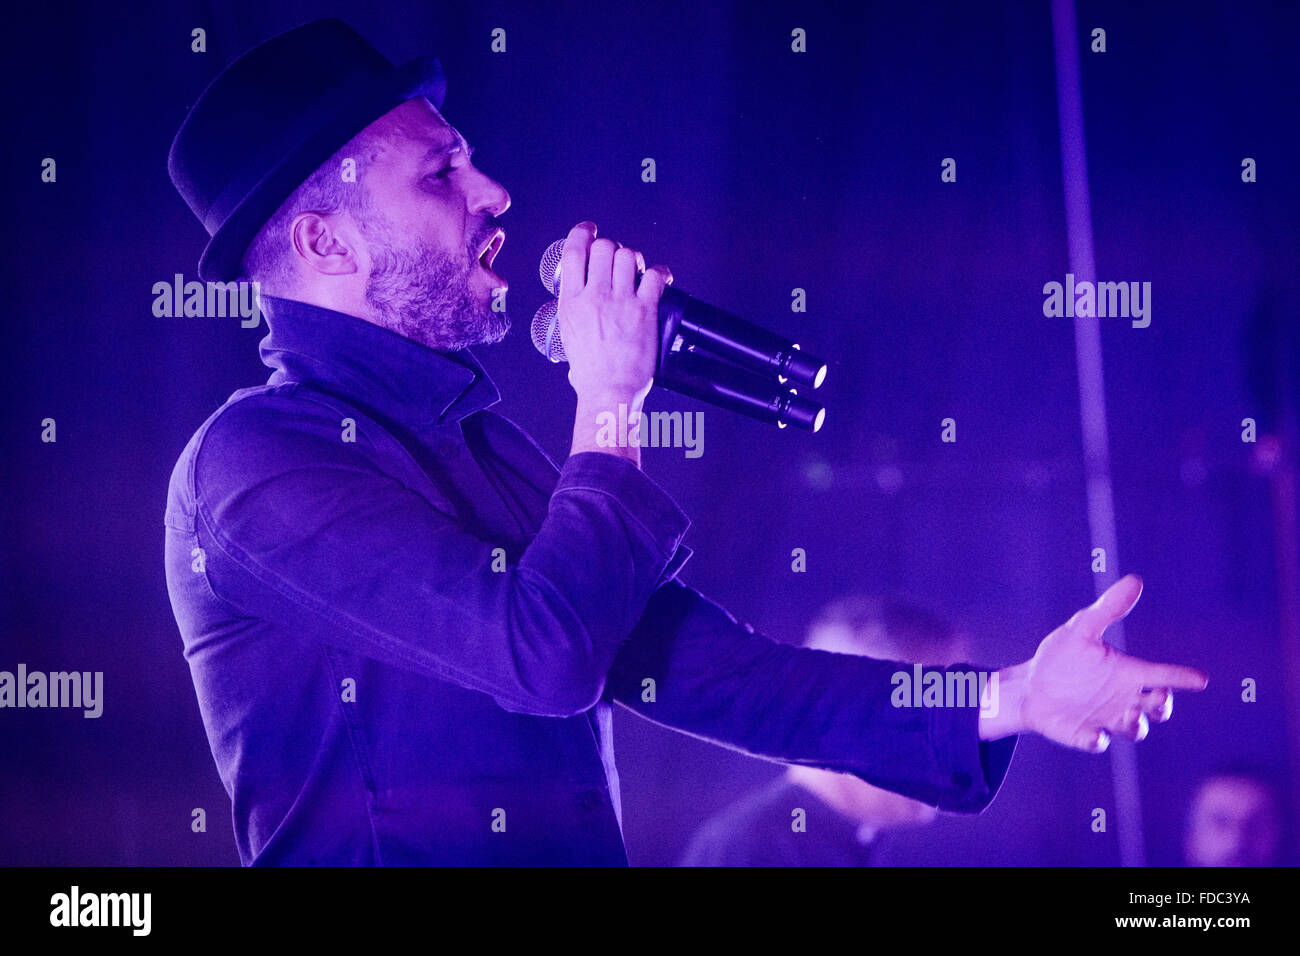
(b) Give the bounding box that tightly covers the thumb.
[1078,573,1144,633]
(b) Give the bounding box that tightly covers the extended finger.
[559,222,597,300]
[1130,659,1208,691]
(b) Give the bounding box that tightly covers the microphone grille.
[538,237,566,296]
[530,298,565,362]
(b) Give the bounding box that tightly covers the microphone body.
[659,287,827,390]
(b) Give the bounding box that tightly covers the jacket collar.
[257,295,501,426]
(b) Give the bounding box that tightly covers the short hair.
[1199,762,1284,804]
[239,127,384,290]
[805,595,964,665]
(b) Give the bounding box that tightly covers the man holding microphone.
[164,20,1206,865]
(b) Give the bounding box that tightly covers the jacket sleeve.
[603,580,1018,813]
[190,391,689,717]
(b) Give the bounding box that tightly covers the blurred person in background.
[680,597,976,866]
[1184,765,1290,867]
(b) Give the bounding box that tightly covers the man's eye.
[427,168,451,182]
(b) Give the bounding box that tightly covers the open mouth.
[476,228,506,277]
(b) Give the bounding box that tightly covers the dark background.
[2,0,1297,865]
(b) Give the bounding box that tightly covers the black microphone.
[531,238,827,432]
[532,299,826,432]
[536,238,827,389]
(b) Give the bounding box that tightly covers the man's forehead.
[1199,778,1272,807]
[364,98,463,158]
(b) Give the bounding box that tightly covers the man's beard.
[362,218,509,351]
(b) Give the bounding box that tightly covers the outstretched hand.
[980,575,1208,751]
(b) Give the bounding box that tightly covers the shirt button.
[578,788,605,812]
[951,771,973,789]
[436,439,460,459]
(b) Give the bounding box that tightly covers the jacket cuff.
[554,452,691,563]
[927,675,1019,813]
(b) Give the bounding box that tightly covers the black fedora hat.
[168,19,446,282]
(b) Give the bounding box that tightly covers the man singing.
[164,20,1207,865]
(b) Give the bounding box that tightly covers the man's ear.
[289,211,360,277]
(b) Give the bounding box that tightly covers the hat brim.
[197,54,446,282]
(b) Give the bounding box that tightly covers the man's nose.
[468,168,510,218]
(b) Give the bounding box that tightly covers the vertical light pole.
[1050,0,1147,867]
